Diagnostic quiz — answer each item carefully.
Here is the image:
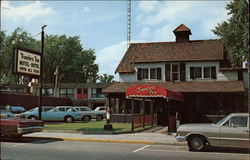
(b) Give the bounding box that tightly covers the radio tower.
[127,0,131,48]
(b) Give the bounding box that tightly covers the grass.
[44,121,153,133]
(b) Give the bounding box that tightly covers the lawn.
[44,121,152,133]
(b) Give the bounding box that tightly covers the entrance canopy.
[126,85,184,101]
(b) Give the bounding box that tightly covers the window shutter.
[238,71,243,81]
[190,67,194,79]
[157,68,162,80]
[211,66,217,79]
[165,63,170,81]
[137,68,142,80]
[180,63,186,81]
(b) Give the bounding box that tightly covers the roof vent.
[173,24,192,43]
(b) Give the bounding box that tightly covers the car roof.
[229,113,249,116]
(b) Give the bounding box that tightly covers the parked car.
[9,106,26,114]
[20,106,82,123]
[176,113,249,151]
[94,106,107,113]
[0,110,44,138]
[73,106,106,121]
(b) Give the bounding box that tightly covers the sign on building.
[13,47,41,78]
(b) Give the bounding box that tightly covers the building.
[0,82,110,110]
[103,24,248,130]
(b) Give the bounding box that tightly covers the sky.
[1,0,231,80]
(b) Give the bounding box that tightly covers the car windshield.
[27,108,37,112]
[215,115,229,125]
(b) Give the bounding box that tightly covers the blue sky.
[1,1,230,80]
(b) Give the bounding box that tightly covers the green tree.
[0,28,38,84]
[43,35,99,83]
[0,28,99,84]
[212,0,249,66]
[98,74,115,83]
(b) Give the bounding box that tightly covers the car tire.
[188,136,206,151]
[82,116,91,122]
[96,115,103,121]
[29,116,38,120]
[65,116,74,123]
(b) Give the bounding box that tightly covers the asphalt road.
[1,137,249,160]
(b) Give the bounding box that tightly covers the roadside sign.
[13,47,41,78]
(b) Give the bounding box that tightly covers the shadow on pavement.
[197,147,250,154]
[0,136,63,144]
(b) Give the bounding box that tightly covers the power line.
[32,32,41,38]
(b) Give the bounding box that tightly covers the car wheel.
[29,116,38,120]
[82,116,90,122]
[188,136,206,151]
[96,115,103,121]
[65,116,74,123]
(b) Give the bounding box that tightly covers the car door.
[219,116,249,148]
[45,108,60,121]
[42,107,53,121]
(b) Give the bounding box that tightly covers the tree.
[98,74,115,83]
[43,34,99,83]
[0,28,38,84]
[0,28,99,84]
[212,0,249,66]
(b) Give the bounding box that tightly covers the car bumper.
[17,126,44,134]
[176,135,187,142]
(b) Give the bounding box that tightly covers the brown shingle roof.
[115,39,224,73]
[102,81,244,93]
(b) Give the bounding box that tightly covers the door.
[83,88,88,100]
[44,108,60,121]
[77,88,82,100]
[219,116,249,148]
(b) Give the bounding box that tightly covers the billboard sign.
[13,47,41,78]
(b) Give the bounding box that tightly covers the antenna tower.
[127,0,131,48]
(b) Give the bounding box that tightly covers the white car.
[73,106,105,121]
[176,113,249,151]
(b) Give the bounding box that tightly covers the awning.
[126,85,184,101]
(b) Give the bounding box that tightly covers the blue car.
[20,106,82,123]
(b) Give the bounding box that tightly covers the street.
[1,137,249,160]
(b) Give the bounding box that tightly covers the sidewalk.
[24,131,186,146]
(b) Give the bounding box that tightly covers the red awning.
[126,85,184,101]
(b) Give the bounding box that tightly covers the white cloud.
[96,41,127,80]
[82,6,90,14]
[1,1,55,23]
[139,27,151,39]
[136,1,229,41]
[138,1,159,13]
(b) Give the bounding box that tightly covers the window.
[204,67,211,78]
[91,88,105,98]
[42,88,53,96]
[142,68,149,79]
[171,64,180,81]
[190,66,215,79]
[138,67,162,80]
[150,68,157,79]
[59,88,74,99]
[223,117,248,127]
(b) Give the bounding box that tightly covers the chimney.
[173,24,192,43]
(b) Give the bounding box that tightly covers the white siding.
[119,62,165,82]
[243,71,249,89]
[218,71,238,81]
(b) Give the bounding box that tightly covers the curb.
[24,136,186,146]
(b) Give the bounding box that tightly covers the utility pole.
[38,25,47,120]
[54,66,59,97]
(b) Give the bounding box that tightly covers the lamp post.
[38,25,47,120]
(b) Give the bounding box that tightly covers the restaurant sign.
[13,47,41,78]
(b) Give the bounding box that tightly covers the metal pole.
[131,98,134,131]
[38,25,46,120]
